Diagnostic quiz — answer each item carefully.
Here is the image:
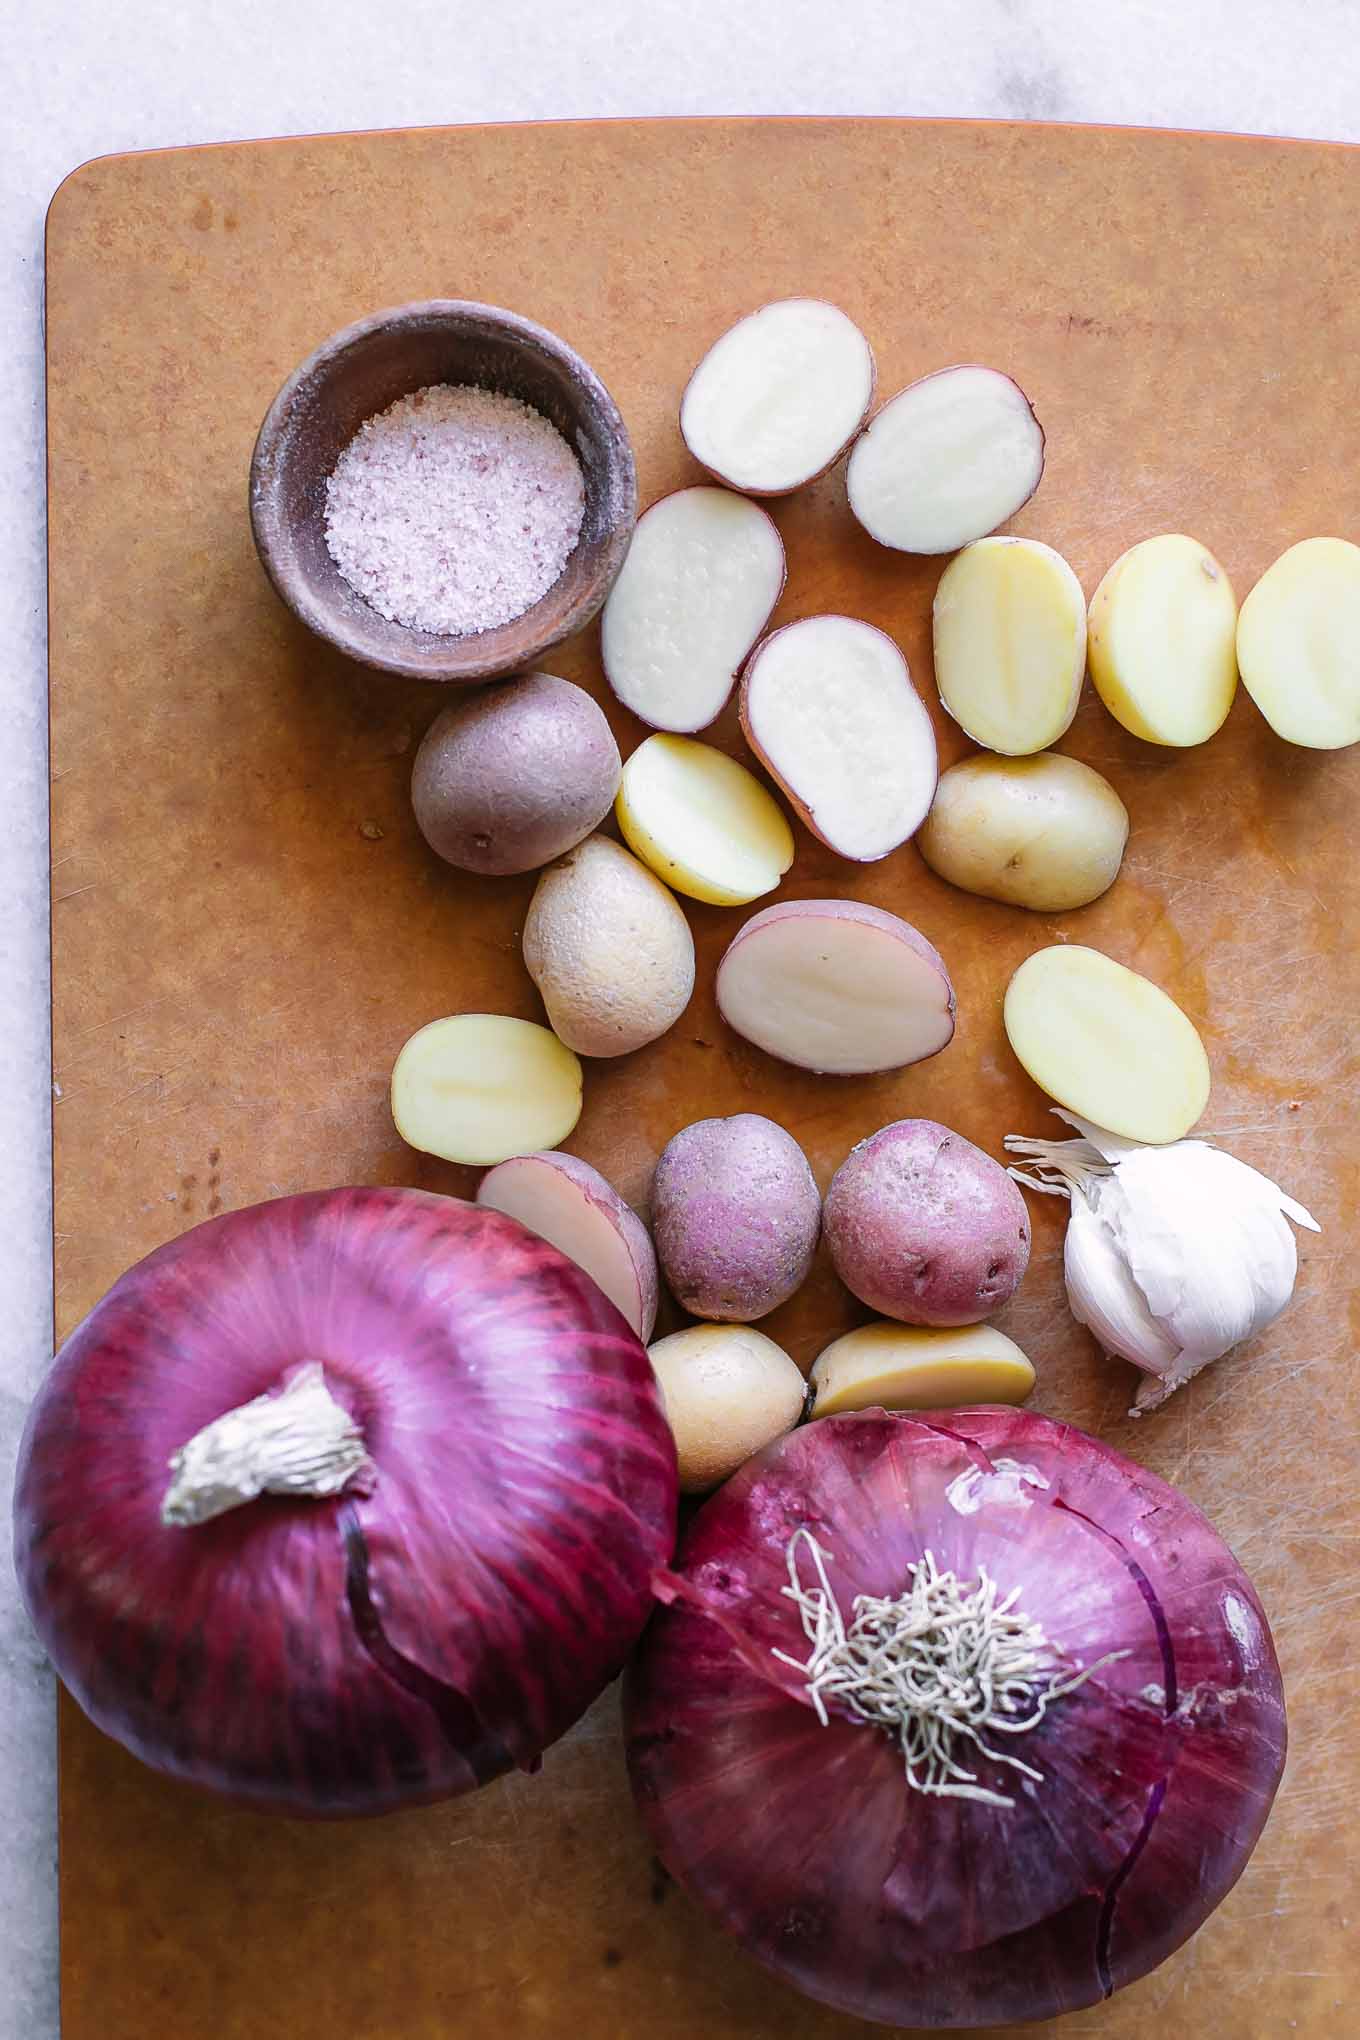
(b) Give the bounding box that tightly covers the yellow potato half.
[391,1014,583,1167]
[1004,945,1210,1145]
[810,1321,1035,1416]
[933,537,1086,755]
[616,734,795,906]
[1237,537,1360,750]
[1088,533,1238,747]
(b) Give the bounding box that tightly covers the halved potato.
[601,488,786,733]
[477,1151,658,1339]
[615,734,794,906]
[1237,537,1360,750]
[740,615,937,861]
[809,1321,1035,1416]
[1087,534,1238,747]
[680,299,875,495]
[933,537,1086,755]
[847,365,1044,554]
[391,1014,583,1166]
[716,899,955,1075]
[1004,945,1210,1144]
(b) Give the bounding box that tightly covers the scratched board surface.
[47,120,1357,2038]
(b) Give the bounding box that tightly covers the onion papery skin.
[624,1408,1284,2027]
[16,1187,677,1817]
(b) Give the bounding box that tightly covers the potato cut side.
[679,299,875,495]
[933,537,1086,754]
[1087,533,1238,747]
[391,1015,583,1167]
[716,900,955,1075]
[810,1321,1035,1416]
[615,734,795,906]
[601,488,786,732]
[1004,945,1210,1144]
[477,1151,658,1339]
[918,753,1129,912]
[1237,537,1360,750]
[740,615,937,861]
[847,365,1044,555]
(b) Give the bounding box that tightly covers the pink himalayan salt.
[324,383,585,638]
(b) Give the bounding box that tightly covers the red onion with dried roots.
[15,1187,677,1817]
[625,1408,1285,2026]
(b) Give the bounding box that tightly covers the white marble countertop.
[3,2,1356,2031]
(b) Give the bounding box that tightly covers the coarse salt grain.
[323,383,586,638]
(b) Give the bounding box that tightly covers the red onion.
[16,1187,676,1817]
[625,1408,1284,2026]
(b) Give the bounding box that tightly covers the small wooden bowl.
[249,301,637,683]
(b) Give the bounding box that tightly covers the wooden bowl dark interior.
[249,300,637,683]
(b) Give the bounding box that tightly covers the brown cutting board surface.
[47,118,1357,2039]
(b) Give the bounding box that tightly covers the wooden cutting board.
[46,118,1358,2040]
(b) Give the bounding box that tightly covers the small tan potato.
[1237,537,1360,750]
[391,1014,582,1166]
[522,834,695,1059]
[411,673,621,875]
[1087,534,1238,747]
[647,1324,807,1493]
[918,753,1129,912]
[932,537,1086,755]
[809,1321,1035,1416]
[1004,945,1211,1144]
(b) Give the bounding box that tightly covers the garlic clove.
[1062,1191,1179,1376]
[1107,1145,1303,1358]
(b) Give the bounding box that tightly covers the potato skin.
[918,753,1128,912]
[652,1114,820,1321]
[823,1118,1030,1325]
[522,834,695,1058]
[477,1150,659,1341]
[411,672,621,876]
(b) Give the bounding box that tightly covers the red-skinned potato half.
[740,615,938,861]
[847,364,1045,555]
[716,899,955,1075]
[625,1408,1285,2028]
[14,1188,677,1816]
[601,487,786,733]
[680,298,876,496]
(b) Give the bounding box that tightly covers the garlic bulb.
[1005,1112,1319,1414]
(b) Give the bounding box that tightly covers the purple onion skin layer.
[15,1187,677,1818]
[624,1408,1285,2027]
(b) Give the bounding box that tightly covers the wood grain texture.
[47,118,1358,2039]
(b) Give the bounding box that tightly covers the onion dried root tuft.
[773,1528,1125,1807]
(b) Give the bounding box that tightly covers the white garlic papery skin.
[1005,1113,1320,1415]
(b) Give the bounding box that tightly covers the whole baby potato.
[652,1113,820,1321]
[647,1324,807,1493]
[824,1119,1030,1326]
[917,753,1128,912]
[522,834,695,1058]
[411,672,621,876]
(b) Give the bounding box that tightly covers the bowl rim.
[248,297,638,683]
